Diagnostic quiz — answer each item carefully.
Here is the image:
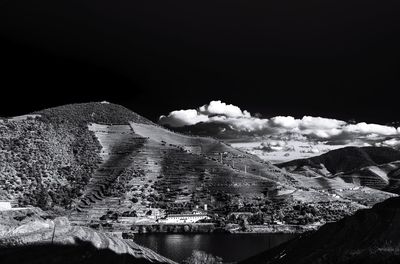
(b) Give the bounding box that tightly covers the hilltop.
[34,101,154,126]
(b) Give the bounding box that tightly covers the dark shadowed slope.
[0,216,175,264]
[240,196,400,264]
[0,242,156,264]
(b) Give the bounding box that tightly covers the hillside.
[0,102,395,233]
[240,196,400,264]
[277,147,400,193]
[0,102,152,209]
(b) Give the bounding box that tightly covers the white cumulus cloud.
[344,122,399,136]
[268,116,298,129]
[199,100,251,118]
[158,100,400,146]
[298,116,346,130]
[159,109,209,127]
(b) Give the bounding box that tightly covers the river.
[133,233,297,263]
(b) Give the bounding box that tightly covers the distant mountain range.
[277,147,400,194]
[162,112,400,164]
[163,122,261,139]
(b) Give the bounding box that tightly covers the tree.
[248,212,265,225]
[36,186,50,209]
[183,250,223,264]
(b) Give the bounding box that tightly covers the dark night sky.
[1,0,399,123]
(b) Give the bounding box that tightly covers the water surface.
[134,233,296,262]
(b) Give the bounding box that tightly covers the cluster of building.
[158,204,210,224]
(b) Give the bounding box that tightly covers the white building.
[158,204,210,224]
[159,212,210,224]
[0,201,12,211]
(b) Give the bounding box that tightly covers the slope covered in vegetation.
[0,102,152,209]
[240,196,400,264]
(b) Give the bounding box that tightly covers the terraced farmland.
[65,117,396,231]
[70,122,286,227]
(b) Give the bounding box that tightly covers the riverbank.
[132,223,218,233]
[129,222,320,234]
[226,223,321,234]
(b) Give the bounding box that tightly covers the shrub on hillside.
[183,250,223,264]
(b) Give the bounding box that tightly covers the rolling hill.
[277,147,400,193]
[0,102,395,233]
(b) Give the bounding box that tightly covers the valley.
[0,102,399,263]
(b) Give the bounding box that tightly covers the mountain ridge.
[277,146,400,174]
[277,146,400,193]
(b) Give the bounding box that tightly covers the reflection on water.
[134,233,297,263]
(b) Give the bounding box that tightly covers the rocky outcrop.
[0,217,176,264]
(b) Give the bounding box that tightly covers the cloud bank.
[159,100,400,145]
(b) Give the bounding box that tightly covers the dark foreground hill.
[240,196,400,264]
[0,215,175,264]
[0,242,159,264]
[277,146,400,193]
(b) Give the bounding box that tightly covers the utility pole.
[51,222,56,244]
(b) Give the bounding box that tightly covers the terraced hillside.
[277,147,400,193]
[240,196,400,264]
[70,124,146,221]
[0,102,395,232]
[69,119,394,230]
[70,121,296,228]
